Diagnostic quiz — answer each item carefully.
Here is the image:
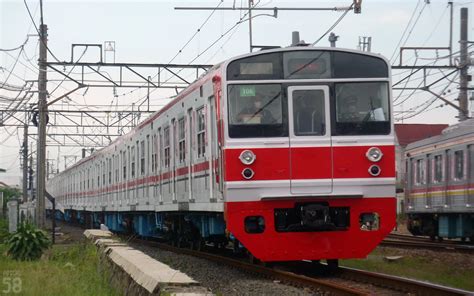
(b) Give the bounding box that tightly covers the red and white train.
[47,46,396,265]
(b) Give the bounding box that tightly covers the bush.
[6,222,50,261]
[0,218,8,243]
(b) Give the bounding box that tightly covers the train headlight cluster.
[366,147,383,162]
[239,150,256,165]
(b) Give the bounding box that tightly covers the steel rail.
[128,238,365,296]
[127,236,473,295]
[338,266,470,296]
[381,238,474,254]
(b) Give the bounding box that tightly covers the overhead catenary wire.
[389,0,422,63]
[390,0,428,64]
[130,0,262,113]
[312,2,353,46]
[23,0,62,63]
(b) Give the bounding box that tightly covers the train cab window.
[293,89,326,136]
[197,107,206,157]
[454,150,464,180]
[434,155,443,183]
[228,84,286,138]
[334,82,390,135]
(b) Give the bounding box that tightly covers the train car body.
[47,47,396,262]
[405,119,474,241]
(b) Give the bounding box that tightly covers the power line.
[390,1,428,64]
[23,0,61,63]
[312,2,353,46]
[1,47,24,88]
[389,0,422,63]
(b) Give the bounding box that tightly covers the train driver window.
[293,90,325,136]
[228,84,286,138]
[334,82,390,135]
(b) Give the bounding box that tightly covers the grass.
[341,248,474,292]
[0,243,117,296]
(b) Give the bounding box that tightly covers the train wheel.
[192,239,204,251]
[246,251,259,264]
[437,236,444,242]
[429,235,436,241]
[326,259,339,273]
[461,237,466,242]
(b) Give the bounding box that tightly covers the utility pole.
[458,7,469,121]
[36,23,48,228]
[22,117,28,203]
[248,0,253,52]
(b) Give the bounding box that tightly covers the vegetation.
[0,243,117,295]
[0,218,8,243]
[0,187,21,206]
[6,222,50,261]
[341,248,474,291]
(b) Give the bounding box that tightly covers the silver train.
[405,119,474,241]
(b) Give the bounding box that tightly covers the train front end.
[220,48,396,262]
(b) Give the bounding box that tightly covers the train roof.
[405,119,474,151]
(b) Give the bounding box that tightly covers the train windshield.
[334,82,390,135]
[227,84,286,138]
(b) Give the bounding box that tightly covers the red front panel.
[225,148,290,181]
[332,145,395,178]
[224,145,395,182]
[290,147,332,179]
[225,197,396,262]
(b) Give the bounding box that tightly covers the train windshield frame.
[226,50,391,138]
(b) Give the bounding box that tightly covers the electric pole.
[36,23,48,228]
[458,7,469,121]
[22,118,28,203]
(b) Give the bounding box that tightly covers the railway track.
[125,236,471,295]
[383,234,474,254]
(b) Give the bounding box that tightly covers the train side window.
[164,127,170,168]
[415,159,426,185]
[131,146,136,178]
[122,150,127,180]
[151,135,156,174]
[178,118,186,163]
[140,140,145,175]
[454,150,464,180]
[108,158,112,184]
[434,155,443,183]
[197,107,206,158]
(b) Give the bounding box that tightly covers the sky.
[0,0,473,185]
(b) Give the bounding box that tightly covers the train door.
[288,85,332,194]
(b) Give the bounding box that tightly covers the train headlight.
[368,165,381,177]
[239,150,256,165]
[242,168,255,179]
[366,147,383,162]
